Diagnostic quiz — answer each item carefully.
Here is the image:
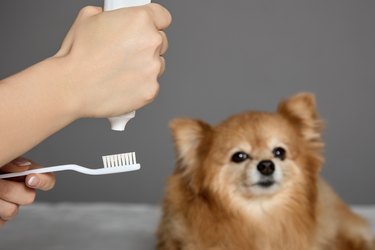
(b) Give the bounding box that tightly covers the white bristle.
[112,155,117,167]
[120,154,125,165]
[125,154,129,165]
[102,152,137,168]
[125,154,129,164]
[106,156,110,168]
[108,156,111,167]
[132,152,136,164]
[110,155,114,167]
[102,156,107,168]
[115,155,119,166]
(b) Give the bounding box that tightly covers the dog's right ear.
[169,118,212,169]
[277,92,324,144]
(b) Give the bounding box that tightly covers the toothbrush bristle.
[102,152,137,168]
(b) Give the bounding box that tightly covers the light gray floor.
[1,203,374,250]
[0,203,161,250]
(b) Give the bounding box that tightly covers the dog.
[157,93,374,250]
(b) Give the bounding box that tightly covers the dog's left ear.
[169,118,213,193]
[169,118,212,169]
[277,92,323,142]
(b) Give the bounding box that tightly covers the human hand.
[53,4,172,119]
[0,157,56,227]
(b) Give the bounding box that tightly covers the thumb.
[26,173,56,191]
[55,6,103,57]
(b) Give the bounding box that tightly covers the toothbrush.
[105,0,151,131]
[0,152,140,179]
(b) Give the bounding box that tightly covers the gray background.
[0,0,374,204]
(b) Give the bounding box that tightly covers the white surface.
[104,0,150,10]
[0,203,374,250]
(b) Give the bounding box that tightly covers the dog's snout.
[257,160,275,176]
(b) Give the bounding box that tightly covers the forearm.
[0,57,78,166]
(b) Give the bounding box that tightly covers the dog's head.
[170,93,324,203]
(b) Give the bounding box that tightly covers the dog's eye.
[231,152,250,163]
[273,147,286,160]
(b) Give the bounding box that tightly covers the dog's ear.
[169,118,212,169]
[277,93,324,143]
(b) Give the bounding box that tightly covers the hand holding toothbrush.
[0,3,171,227]
[0,157,55,228]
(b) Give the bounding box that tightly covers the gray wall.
[0,0,374,204]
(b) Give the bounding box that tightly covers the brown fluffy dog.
[157,93,374,250]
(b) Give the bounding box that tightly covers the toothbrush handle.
[0,165,79,179]
[105,0,151,131]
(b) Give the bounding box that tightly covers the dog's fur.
[157,93,374,250]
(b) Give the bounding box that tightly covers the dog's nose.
[257,160,275,176]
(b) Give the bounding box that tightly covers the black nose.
[257,160,275,176]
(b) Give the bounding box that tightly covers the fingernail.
[14,159,32,167]
[27,176,39,187]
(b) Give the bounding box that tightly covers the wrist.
[38,56,83,122]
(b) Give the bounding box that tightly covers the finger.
[145,3,172,30]
[0,163,29,173]
[0,200,19,221]
[0,180,36,205]
[12,157,33,167]
[158,31,168,55]
[1,157,40,183]
[158,56,166,77]
[26,173,56,191]
[78,5,103,17]
[7,158,56,191]
[1,157,33,173]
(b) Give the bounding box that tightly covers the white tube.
[105,0,151,131]
[104,0,150,10]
